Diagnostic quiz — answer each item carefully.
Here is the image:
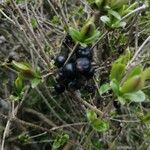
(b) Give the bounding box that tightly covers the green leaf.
[86,110,97,122]
[112,21,126,28]
[142,112,150,124]
[110,79,120,96]
[100,16,111,25]
[84,30,100,44]
[108,10,121,20]
[80,17,96,39]
[127,65,143,79]
[142,67,150,80]
[20,70,36,79]
[99,83,111,95]
[69,27,82,42]
[31,78,42,88]
[120,75,145,93]
[91,119,109,132]
[95,0,104,8]
[110,63,125,82]
[123,90,145,102]
[12,61,30,71]
[15,75,24,95]
[118,96,126,105]
[115,47,131,64]
[107,0,128,10]
[52,134,69,149]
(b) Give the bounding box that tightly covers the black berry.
[76,57,91,73]
[54,84,65,93]
[54,54,66,68]
[76,46,92,59]
[62,63,75,78]
[85,67,95,79]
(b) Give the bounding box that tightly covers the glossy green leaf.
[69,27,82,42]
[91,119,109,132]
[115,48,131,64]
[99,83,111,95]
[127,65,143,79]
[110,63,125,82]
[123,90,145,102]
[120,75,145,93]
[15,75,24,95]
[110,79,120,96]
[108,10,121,20]
[111,21,126,28]
[142,67,150,80]
[100,16,111,25]
[84,30,100,44]
[80,18,96,39]
[12,61,30,71]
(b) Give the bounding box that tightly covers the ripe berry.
[54,84,65,93]
[85,67,95,79]
[76,46,92,59]
[54,54,66,68]
[76,58,91,73]
[62,63,75,78]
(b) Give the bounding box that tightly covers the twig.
[90,31,109,51]
[51,122,87,131]
[0,9,15,24]
[74,91,103,117]
[121,4,149,21]
[127,35,150,68]
[11,0,51,67]
[64,43,79,65]
[23,108,56,127]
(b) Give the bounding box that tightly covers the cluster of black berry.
[54,36,95,93]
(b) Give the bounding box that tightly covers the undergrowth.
[0,0,150,150]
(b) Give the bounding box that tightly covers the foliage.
[0,0,150,150]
